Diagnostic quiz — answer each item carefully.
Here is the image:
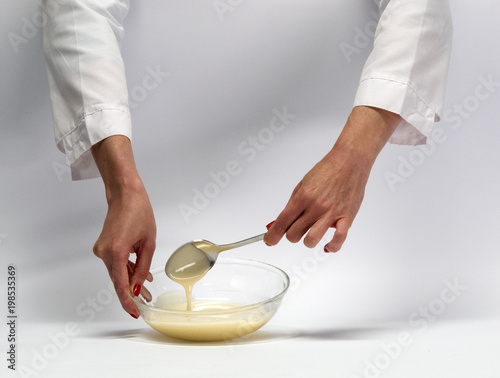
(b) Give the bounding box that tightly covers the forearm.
[91,135,144,204]
[328,106,401,170]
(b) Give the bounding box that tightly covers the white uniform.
[42,0,453,180]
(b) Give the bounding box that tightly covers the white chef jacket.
[42,0,453,180]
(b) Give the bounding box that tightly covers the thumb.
[130,240,155,292]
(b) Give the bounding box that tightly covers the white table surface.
[9,318,500,378]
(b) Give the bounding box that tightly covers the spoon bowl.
[165,232,266,283]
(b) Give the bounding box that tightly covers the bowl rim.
[130,257,290,316]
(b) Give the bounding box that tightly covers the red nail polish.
[266,221,275,229]
[133,284,141,297]
[324,247,330,253]
[129,313,139,319]
[265,242,271,247]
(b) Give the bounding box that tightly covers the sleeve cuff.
[353,76,441,145]
[55,106,132,180]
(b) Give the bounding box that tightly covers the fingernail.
[265,242,271,247]
[129,313,139,319]
[324,247,330,253]
[133,284,141,297]
[266,221,275,230]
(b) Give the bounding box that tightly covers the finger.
[140,285,153,302]
[110,257,140,318]
[265,211,301,246]
[127,260,153,301]
[130,239,156,289]
[264,194,305,246]
[324,218,351,253]
[127,260,134,277]
[303,216,334,248]
[284,212,315,244]
[127,260,153,282]
[126,262,141,297]
[284,196,332,244]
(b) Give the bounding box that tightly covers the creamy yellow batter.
[146,299,271,342]
[162,247,271,341]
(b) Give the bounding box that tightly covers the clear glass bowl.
[131,258,290,342]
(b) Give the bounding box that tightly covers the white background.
[1,1,499,377]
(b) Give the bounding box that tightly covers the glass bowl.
[131,258,290,342]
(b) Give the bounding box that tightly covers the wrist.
[104,173,145,205]
[91,135,146,204]
[330,106,401,168]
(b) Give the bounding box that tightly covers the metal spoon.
[165,232,266,282]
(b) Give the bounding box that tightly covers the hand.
[91,136,156,318]
[93,182,156,318]
[264,106,401,252]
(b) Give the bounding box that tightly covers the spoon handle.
[217,232,266,252]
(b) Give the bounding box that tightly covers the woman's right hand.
[92,180,156,319]
[91,136,156,319]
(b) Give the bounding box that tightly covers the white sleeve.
[353,0,453,145]
[42,0,131,180]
